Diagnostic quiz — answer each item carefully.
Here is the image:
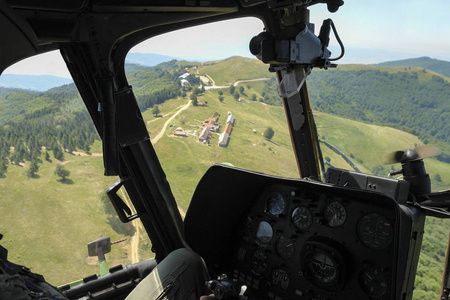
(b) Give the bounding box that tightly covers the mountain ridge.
[374,56,450,78]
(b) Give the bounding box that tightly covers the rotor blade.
[384,150,405,164]
[415,145,442,160]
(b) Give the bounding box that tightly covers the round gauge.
[251,249,268,274]
[272,269,289,289]
[323,201,347,228]
[266,192,285,215]
[291,207,313,231]
[256,221,273,244]
[357,213,393,249]
[359,266,389,297]
[307,251,338,285]
[276,236,295,259]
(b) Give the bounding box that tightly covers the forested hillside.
[0,63,187,177]
[306,66,450,162]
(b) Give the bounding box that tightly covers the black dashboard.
[185,164,425,300]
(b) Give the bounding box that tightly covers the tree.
[263,127,275,140]
[229,85,235,94]
[239,86,245,94]
[152,105,160,117]
[26,160,39,178]
[53,145,64,161]
[190,94,198,106]
[252,94,257,101]
[0,157,8,177]
[54,164,70,182]
[193,86,202,95]
[218,91,223,96]
[234,92,240,101]
[434,173,442,182]
[45,151,51,162]
[218,96,224,102]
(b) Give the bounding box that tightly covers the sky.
[4,0,449,78]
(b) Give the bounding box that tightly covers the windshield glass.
[0,4,448,300]
[0,52,140,285]
[125,12,449,300]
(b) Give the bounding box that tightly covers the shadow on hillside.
[57,178,74,184]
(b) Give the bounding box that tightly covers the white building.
[226,113,235,125]
[218,131,229,147]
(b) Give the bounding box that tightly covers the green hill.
[306,65,450,163]
[375,57,450,78]
[196,56,271,86]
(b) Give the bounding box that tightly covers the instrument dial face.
[256,221,273,244]
[357,213,393,249]
[272,269,290,289]
[323,200,347,228]
[307,251,338,285]
[266,192,285,215]
[359,266,389,297]
[291,207,313,231]
[276,236,295,259]
[251,249,268,274]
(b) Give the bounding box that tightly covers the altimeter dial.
[323,200,347,228]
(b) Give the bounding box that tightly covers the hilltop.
[374,57,450,78]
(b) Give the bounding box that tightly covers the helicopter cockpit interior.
[0,0,449,300]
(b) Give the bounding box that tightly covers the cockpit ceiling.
[1,0,262,73]
[5,0,240,13]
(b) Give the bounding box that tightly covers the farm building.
[226,113,235,125]
[201,117,220,132]
[218,112,235,147]
[198,127,211,142]
[180,79,189,87]
[174,127,187,137]
[224,122,232,134]
[219,131,229,147]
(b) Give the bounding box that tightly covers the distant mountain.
[126,53,179,67]
[374,57,450,78]
[0,74,73,91]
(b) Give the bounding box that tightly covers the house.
[179,72,190,79]
[218,131,229,147]
[226,113,235,125]
[174,127,187,137]
[200,117,217,130]
[180,79,190,87]
[198,127,211,142]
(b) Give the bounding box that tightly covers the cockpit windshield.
[0,2,448,300]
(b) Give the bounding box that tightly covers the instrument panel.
[231,184,397,299]
[185,165,425,300]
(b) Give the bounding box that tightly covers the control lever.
[206,274,247,299]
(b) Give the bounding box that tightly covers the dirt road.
[150,100,192,145]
